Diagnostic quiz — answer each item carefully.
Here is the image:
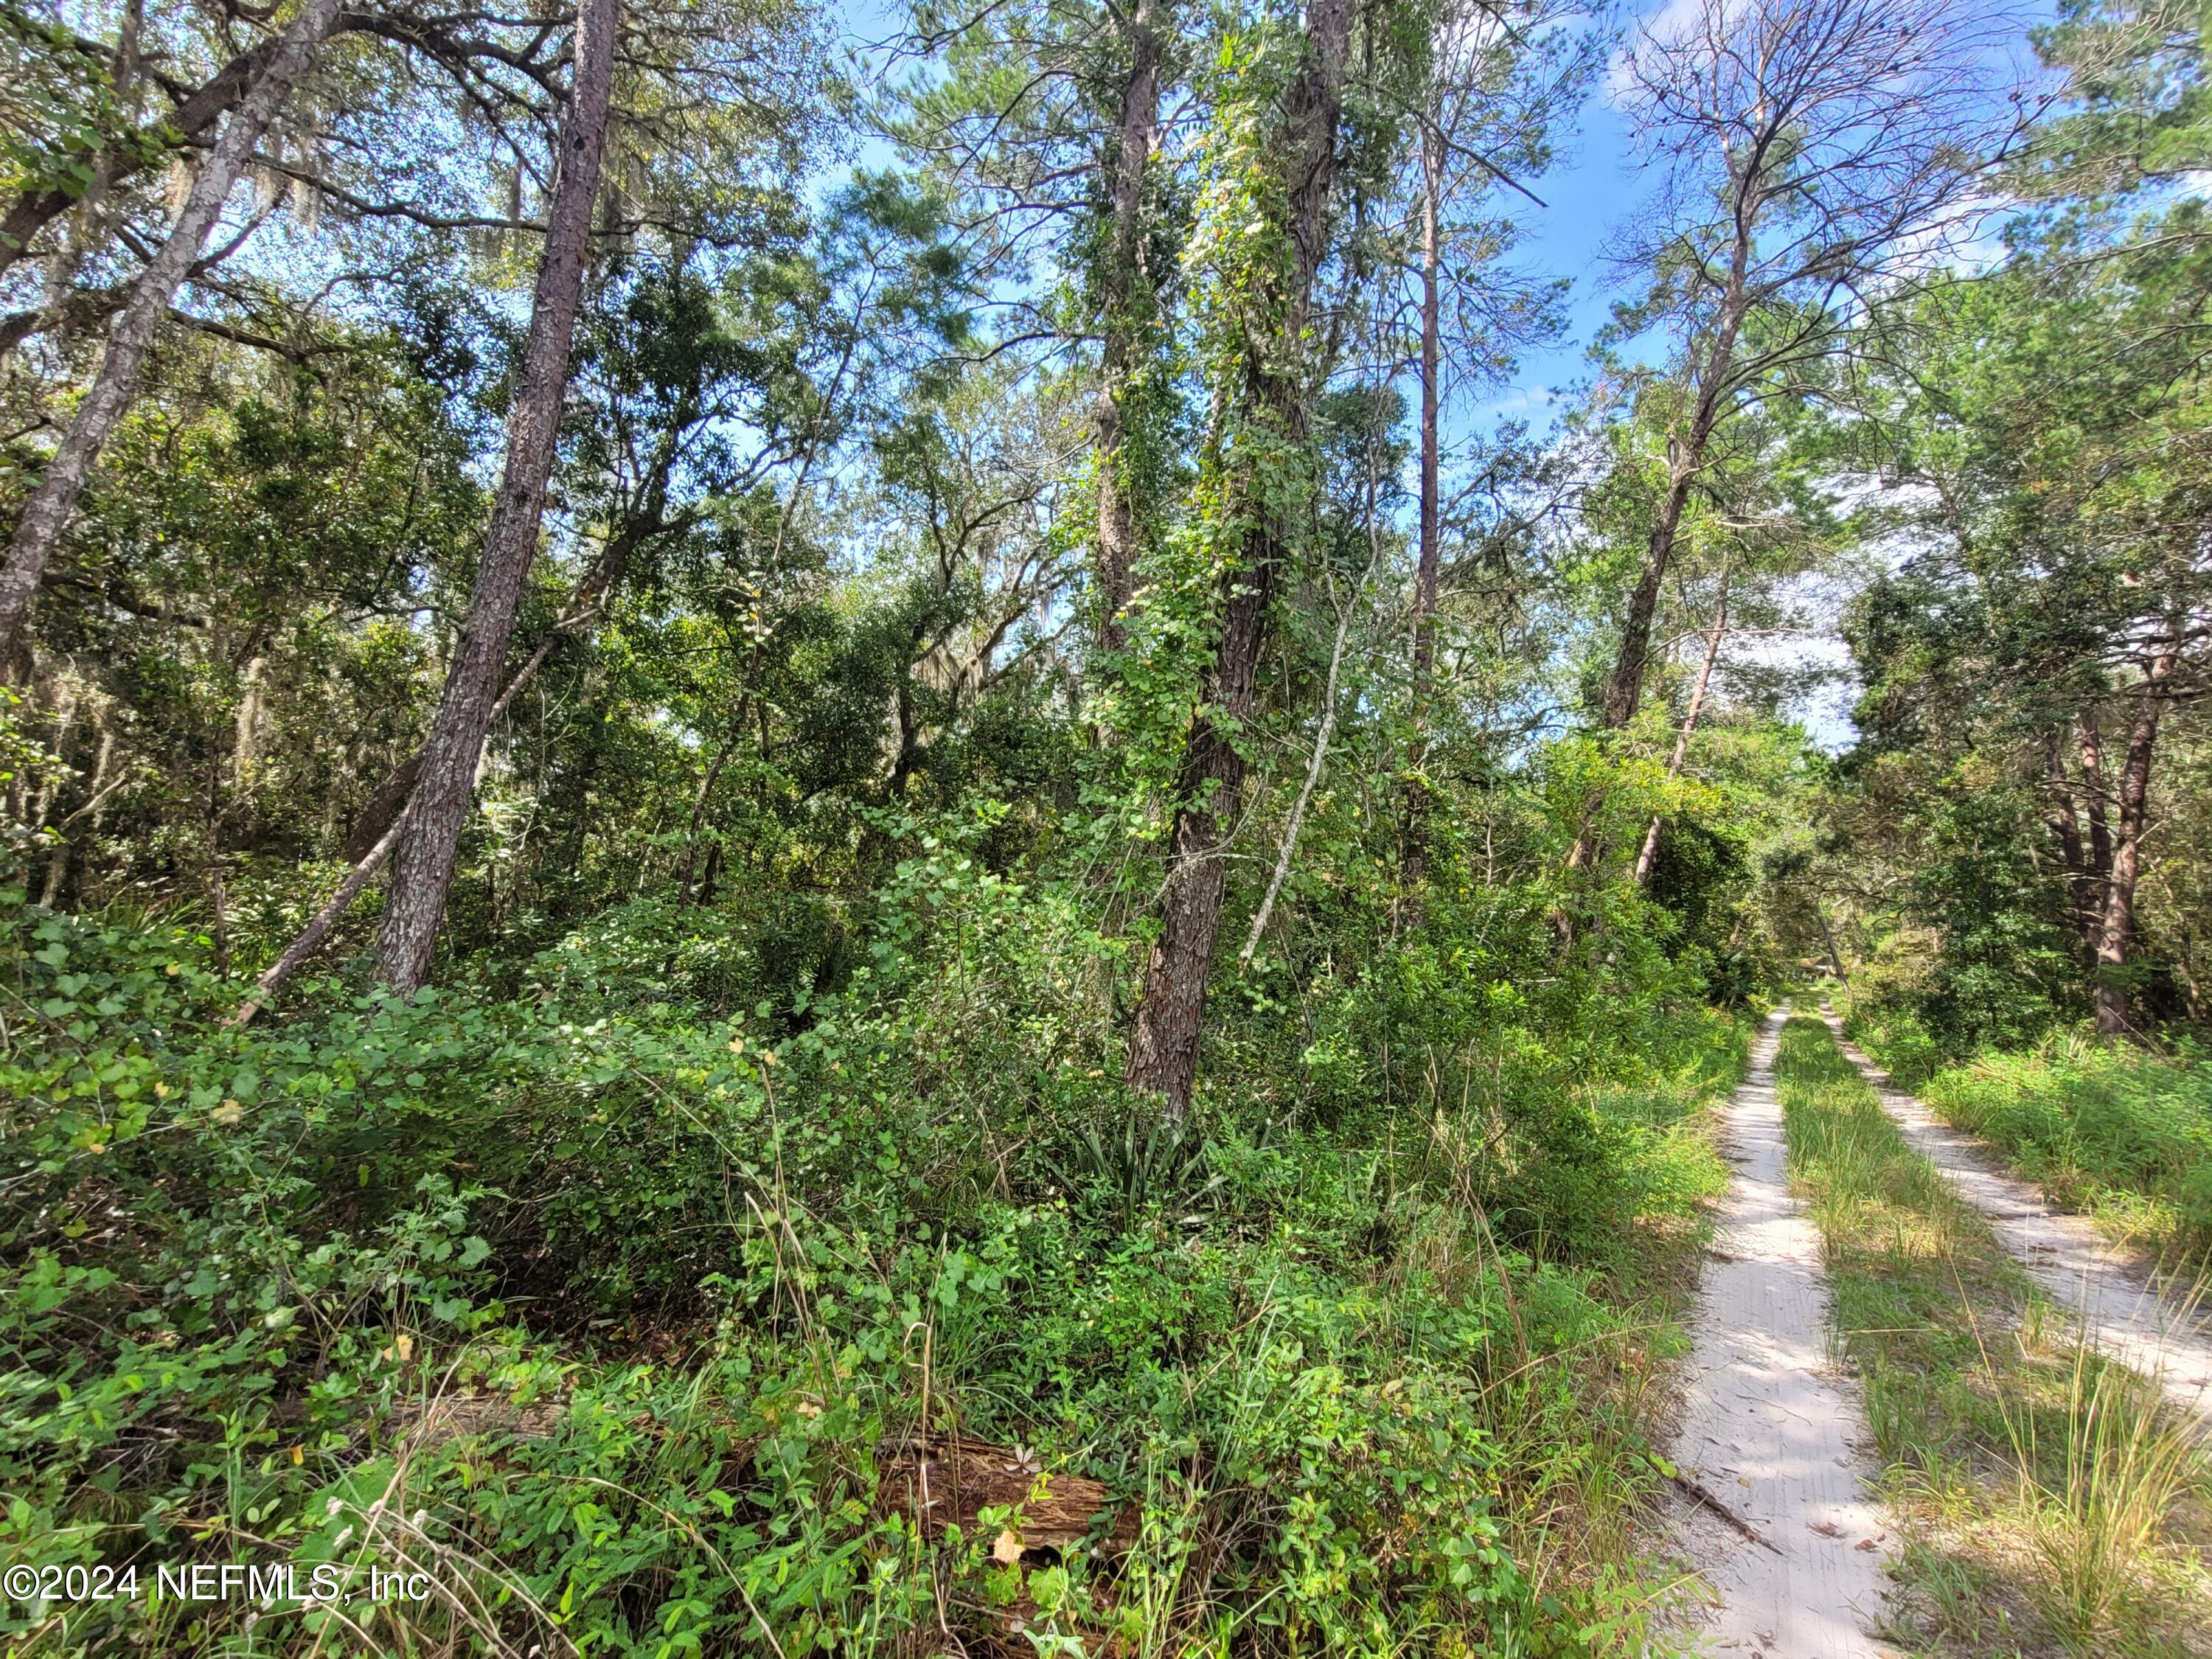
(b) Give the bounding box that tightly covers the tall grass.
[1995,1345,2200,1646]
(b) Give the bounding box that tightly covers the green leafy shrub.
[1848,1007,1946,1090]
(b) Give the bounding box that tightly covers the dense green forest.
[4,0,2211,1650]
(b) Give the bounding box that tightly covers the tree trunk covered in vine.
[1123,0,1354,1117]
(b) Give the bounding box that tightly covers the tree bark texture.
[0,0,344,666]
[1093,0,1161,653]
[2093,647,2177,1037]
[1599,467,1695,730]
[1122,0,1353,1117]
[375,0,619,992]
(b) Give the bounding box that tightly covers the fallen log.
[879,1435,1135,1557]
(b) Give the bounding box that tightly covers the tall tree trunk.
[1094,0,1162,652]
[2076,708,2113,957]
[1599,468,1694,730]
[1562,288,1743,886]
[1123,0,1353,1118]
[375,0,619,992]
[1632,566,1728,886]
[1593,199,1753,734]
[1402,114,1443,904]
[2042,726,2096,960]
[2093,647,2177,1037]
[0,0,344,666]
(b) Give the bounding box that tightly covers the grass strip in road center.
[1773,1015,2211,1659]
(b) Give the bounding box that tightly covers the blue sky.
[821,0,2056,749]
[826,0,1650,422]
[1471,82,1637,429]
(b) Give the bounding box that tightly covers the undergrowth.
[1,864,1741,1656]
[1776,1015,2211,1659]
[1842,989,2212,1269]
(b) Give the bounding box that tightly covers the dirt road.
[1672,1005,1898,1656]
[1818,1004,2212,1419]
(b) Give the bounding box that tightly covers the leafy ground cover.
[1776,1015,2212,1658]
[1,880,1743,1656]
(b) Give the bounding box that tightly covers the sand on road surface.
[1671,1005,1898,1657]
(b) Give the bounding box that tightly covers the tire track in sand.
[1818,1003,2212,1420]
[1671,1005,1898,1657]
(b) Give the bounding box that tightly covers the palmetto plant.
[1046,1111,1226,1227]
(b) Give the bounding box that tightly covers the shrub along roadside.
[2,883,1744,1655]
[1775,1015,2211,1658]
